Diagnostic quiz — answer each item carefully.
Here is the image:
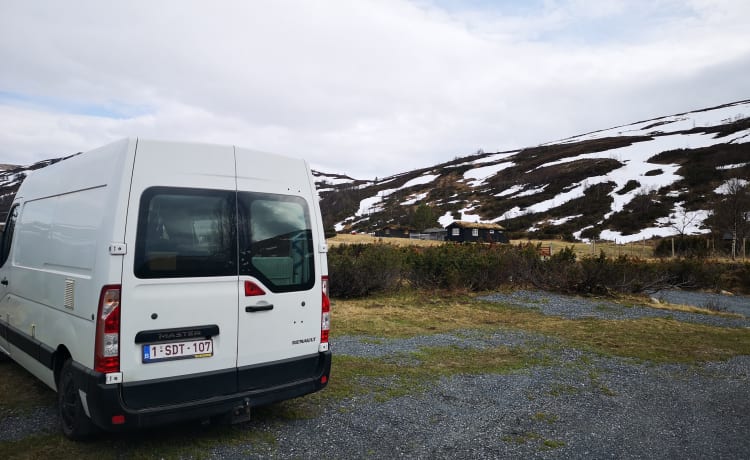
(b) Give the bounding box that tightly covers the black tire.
[58,359,98,440]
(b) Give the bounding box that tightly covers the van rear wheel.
[58,359,98,440]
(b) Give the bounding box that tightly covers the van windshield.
[134,187,314,292]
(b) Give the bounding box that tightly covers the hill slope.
[317,100,750,242]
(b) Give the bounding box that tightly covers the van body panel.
[0,138,329,435]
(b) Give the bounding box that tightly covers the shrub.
[327,244,404,298]
[405,243,521,291]
[327,242,748,298]
[653,236,712,258]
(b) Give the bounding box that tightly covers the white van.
[0,139,331,439]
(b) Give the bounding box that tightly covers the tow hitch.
[230,398,252,424]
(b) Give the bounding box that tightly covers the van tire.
[58,359,98,440]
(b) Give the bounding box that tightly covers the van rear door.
[234,149,323,391]
[119,141,240,407]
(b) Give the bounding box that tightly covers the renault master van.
[0,139,331,439]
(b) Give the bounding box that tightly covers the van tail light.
[320,276,330,348]
[244,280,266,296]
[95,285,121,373]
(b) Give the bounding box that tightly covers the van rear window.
[135,188,314,292]
[134,188,237,278]
[238,193,314,292]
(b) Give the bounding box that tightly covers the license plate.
[142,339,213,363]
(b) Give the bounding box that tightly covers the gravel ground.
[0,406,57,442]
[207,290,750,459]
[477,290,750,328]
[2,290,748,458]
[211,346,750,459]
[652,289,750,317]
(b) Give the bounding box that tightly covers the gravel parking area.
[208,291,750,459]
[212,341,750,459]
[3,290,748,458]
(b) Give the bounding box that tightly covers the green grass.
[0,361,57,417]
[542,439,566,450]
[315,343,548,404]
[532,412,559,424]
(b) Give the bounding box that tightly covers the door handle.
[1,278,7,286]
[245,304,273,313]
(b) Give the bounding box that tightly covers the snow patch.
[715,179,749,195]
[463,162,515,187]
[717,162,749,170]
[401,192,428,205]
[494,184,525,198]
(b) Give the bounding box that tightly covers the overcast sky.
[1,0,748,179]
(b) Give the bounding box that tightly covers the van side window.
[134,188,237,278]
[0,205,19,267]
[238,193,314,292]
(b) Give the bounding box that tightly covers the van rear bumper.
[74,351,331,431]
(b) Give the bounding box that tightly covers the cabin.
[445,221,508,243]
[374,225,415,238]
[422,227,447,241]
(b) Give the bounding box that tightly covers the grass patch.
[318,344,546,403]
[0,361,56,417]
[0,408,284,460]
[532,412,559,424]
[502,432,541,445]
[547,383,581,397]
[624,294,744,318]
[502,432,565,451]
[542,439,566,450]
[333,290,750,364]
[528,317,750,363]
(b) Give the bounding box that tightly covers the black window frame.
[0,205,19,268]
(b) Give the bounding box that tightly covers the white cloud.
[0,0,749,177]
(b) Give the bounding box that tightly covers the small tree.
[411,204,438,232]
[712,178,750,259]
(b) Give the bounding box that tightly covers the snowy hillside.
[318,100,750,243]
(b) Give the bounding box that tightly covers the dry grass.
[328,233,443,247]
[510,239,655,259]
[327,233,654,258]
[331,290,750,363]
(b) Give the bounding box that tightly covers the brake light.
[320,276,330,349]
[244,280,266,296]
[94,285,121,373]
